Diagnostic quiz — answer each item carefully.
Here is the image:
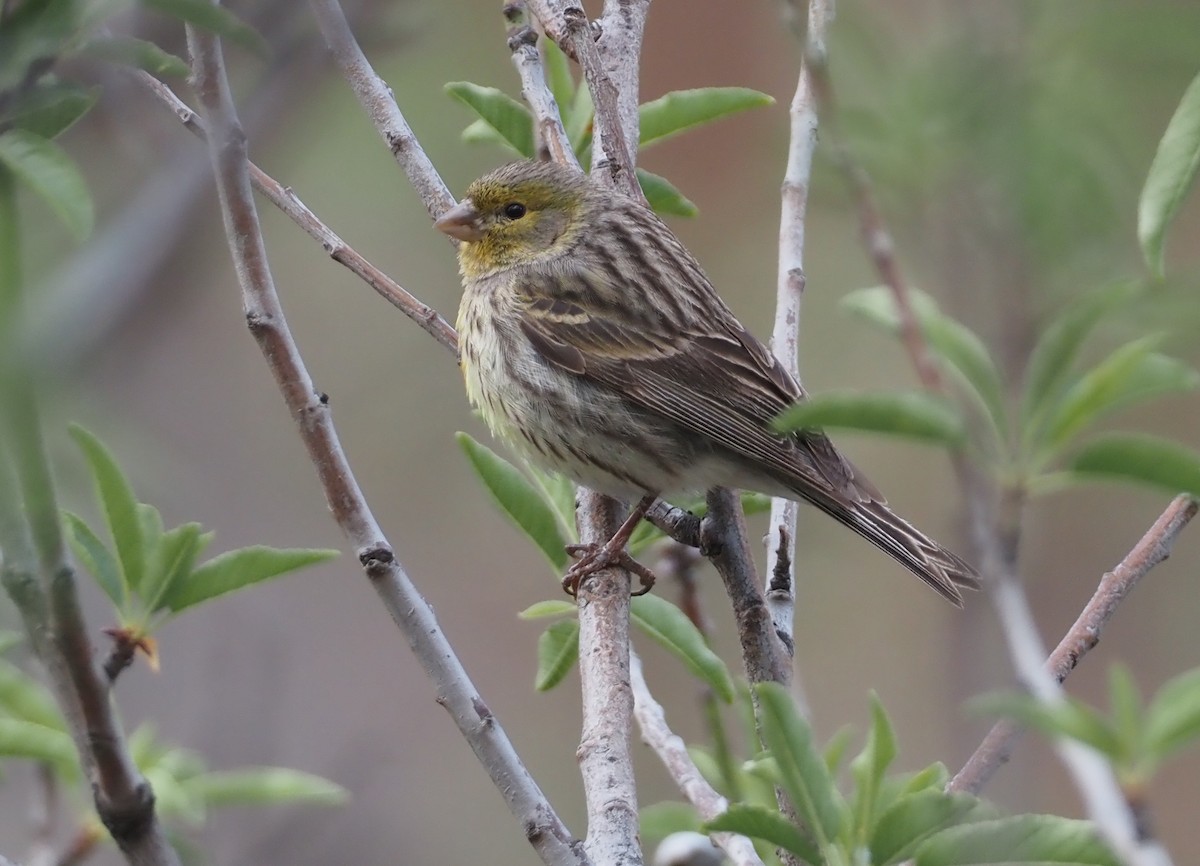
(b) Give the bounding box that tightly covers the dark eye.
[503,202,527,219]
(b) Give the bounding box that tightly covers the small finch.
[437,160,978,605]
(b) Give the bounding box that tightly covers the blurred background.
[3,0,1200,863]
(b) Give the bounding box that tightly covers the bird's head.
[435,161,589,278]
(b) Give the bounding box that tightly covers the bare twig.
[505,2,579,168]
[645,500,701,548]
[575,492,641,866]
[950,495,1199,795]
[630,651,765,866]
[766,0,830,662]
[308,0,456,221]
[186,20,588,866]
[135,72,458,354]
[703,489,788,685]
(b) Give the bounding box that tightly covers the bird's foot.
[562,542,657,598]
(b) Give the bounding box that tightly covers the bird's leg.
[563,493,659,597]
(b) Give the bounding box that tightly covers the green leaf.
[63,511,125,608]
[705,804,821,864]
[842,287,1007,438]
[535,619,578,691]
[184,767,348,808]
[541,38,575,120]
[772,390,966,446]
[457,433,571,570]
[523,464,578,546]
[2,82,97,139]
[639,87,774,148]
[631,595,734,702]
[80,35,190,77]
[1108,664,1143,765]
[165,546,338,613]
[1145,667,1200,762]
[900,762,951,795]
[914,815,1120,866]
[850,694,898,842]
[445,83,534,158]
[870,790,980,866]
[567,80,593,156]
[142,522,210,615]
[518,599,577,619]
[970,692,1120,757]
[0,718,77,771]
[0,659,64,730]
[640,801,701,840]
[0,631,22,656]
[1039,337,1200,455]
[461,118,527,157]
[1138,70,1200,277]
[754,682,843,846]
[823,724,855,777]
[637,168,698,217]
[0,130,93,240]
[1067,433,1200,497]
[69,424,144,596]
[141,0,266,54]
[1020,283,1142,438]
[147,764,206,825]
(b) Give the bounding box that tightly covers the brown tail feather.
[791,487,980,606]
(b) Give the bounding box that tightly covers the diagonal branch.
[186,18,588,866]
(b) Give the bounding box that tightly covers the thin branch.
[702,489,788,685]
[186,21,588,866]
[645,500,701,548]
[0,165,178,866]
[135,72,457,354]
[630,651,765,866]
[308,0,456,222]
[575,492,641,866]
[766,0,829,662]
[950,494,1199,795]
[505,2,579,168]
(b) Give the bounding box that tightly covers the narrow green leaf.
[1108,664,1143,765]
[1040,337,1200,454]
[461,118,527,156]
[631,595,734,702]
[970,692,1120,757]
[823,725,855,777]
[627,518,666,556]
[457,433,571,570]
[147,764,206,825]
[706,804,821,863]
[541,38,575,120]
[524,464,578,546]
[1020,283,1142,436]
[914,815,1120,866]
[850,694,898,842]
[1145,667,1200,761]
[63,511,125,608]
[0,631,22,655]
[0,130,93,239]
[69,424,144,596]
[184,767,348,807]
[1067,433,1200,497]
[842,287,1007,437]
[137,502,165,592]
[81,35,190,77]
[0,659,64,730]
[0,718,77,771]
[165,546,338,613]
[141,0,266,54]
[567,81,593,157]
[637,168,698,217]
[518,599,577,619]
[900,762,951,795]
[640,87,774,148]
[445,82,534,158]
[640,801,701,840]
[535,620,579,691]
[772,390,966,446]
[1138,70,1200,278]
[870,790,980,866]
[755,682,843,845]
[143,523,209,615]
[3,82,97,139]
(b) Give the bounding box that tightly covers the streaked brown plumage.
[437,160,978,605]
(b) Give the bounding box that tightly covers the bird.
[435,159,978,605]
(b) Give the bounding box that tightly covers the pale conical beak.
[434,199,485,242]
